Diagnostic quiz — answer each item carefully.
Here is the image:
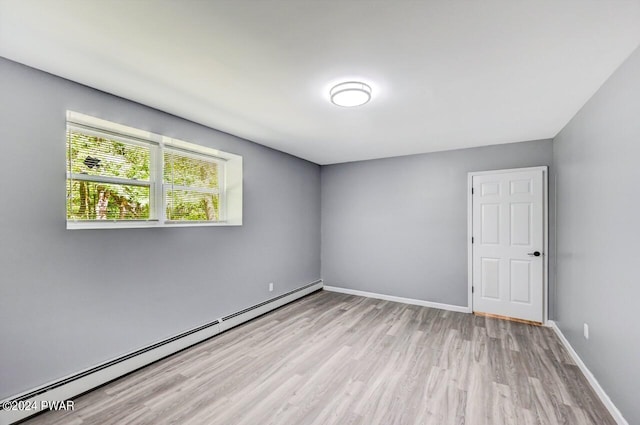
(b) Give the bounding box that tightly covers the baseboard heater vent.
[6,319,222,406]
[222,280,321,322]
[0,279,323,425]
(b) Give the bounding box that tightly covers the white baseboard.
[323,285,471,313]
[547,320,627,425]
[0,280,323,425]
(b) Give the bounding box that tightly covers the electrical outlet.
[583,323,589,340]
[269,282,274,292]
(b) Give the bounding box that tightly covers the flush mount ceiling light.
[330,81,372,107]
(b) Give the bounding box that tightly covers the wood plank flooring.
[23,290,615,425]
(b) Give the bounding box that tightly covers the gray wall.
[553,46,640,424]
[322,140,554,308]
[0,58,321,400]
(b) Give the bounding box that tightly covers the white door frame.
[467,166,549,324]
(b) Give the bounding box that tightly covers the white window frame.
[66,111,243,230]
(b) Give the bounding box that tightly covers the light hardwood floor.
[23,290,615,425]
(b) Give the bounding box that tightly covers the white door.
[472,168,545,323]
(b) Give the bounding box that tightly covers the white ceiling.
[1,1,640,164]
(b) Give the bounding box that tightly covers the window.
[66,111,242,229]
[163,149,223,222]
[66,126,153,221]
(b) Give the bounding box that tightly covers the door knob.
[527,251,542,257]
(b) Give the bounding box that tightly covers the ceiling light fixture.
[330,81,372,107]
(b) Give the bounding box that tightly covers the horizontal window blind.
[67,130,151,181]
[164,149,221,222]
[66,129,153,221]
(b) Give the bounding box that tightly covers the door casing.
[467,166,549,324]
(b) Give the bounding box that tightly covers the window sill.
[66,220,242,230]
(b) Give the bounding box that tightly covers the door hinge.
[472,237,474,244]
[471,187,474,195]
[472,286,474,293]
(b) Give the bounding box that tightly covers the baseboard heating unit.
[0,279,323,425]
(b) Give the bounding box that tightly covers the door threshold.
[474,311,542,326]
